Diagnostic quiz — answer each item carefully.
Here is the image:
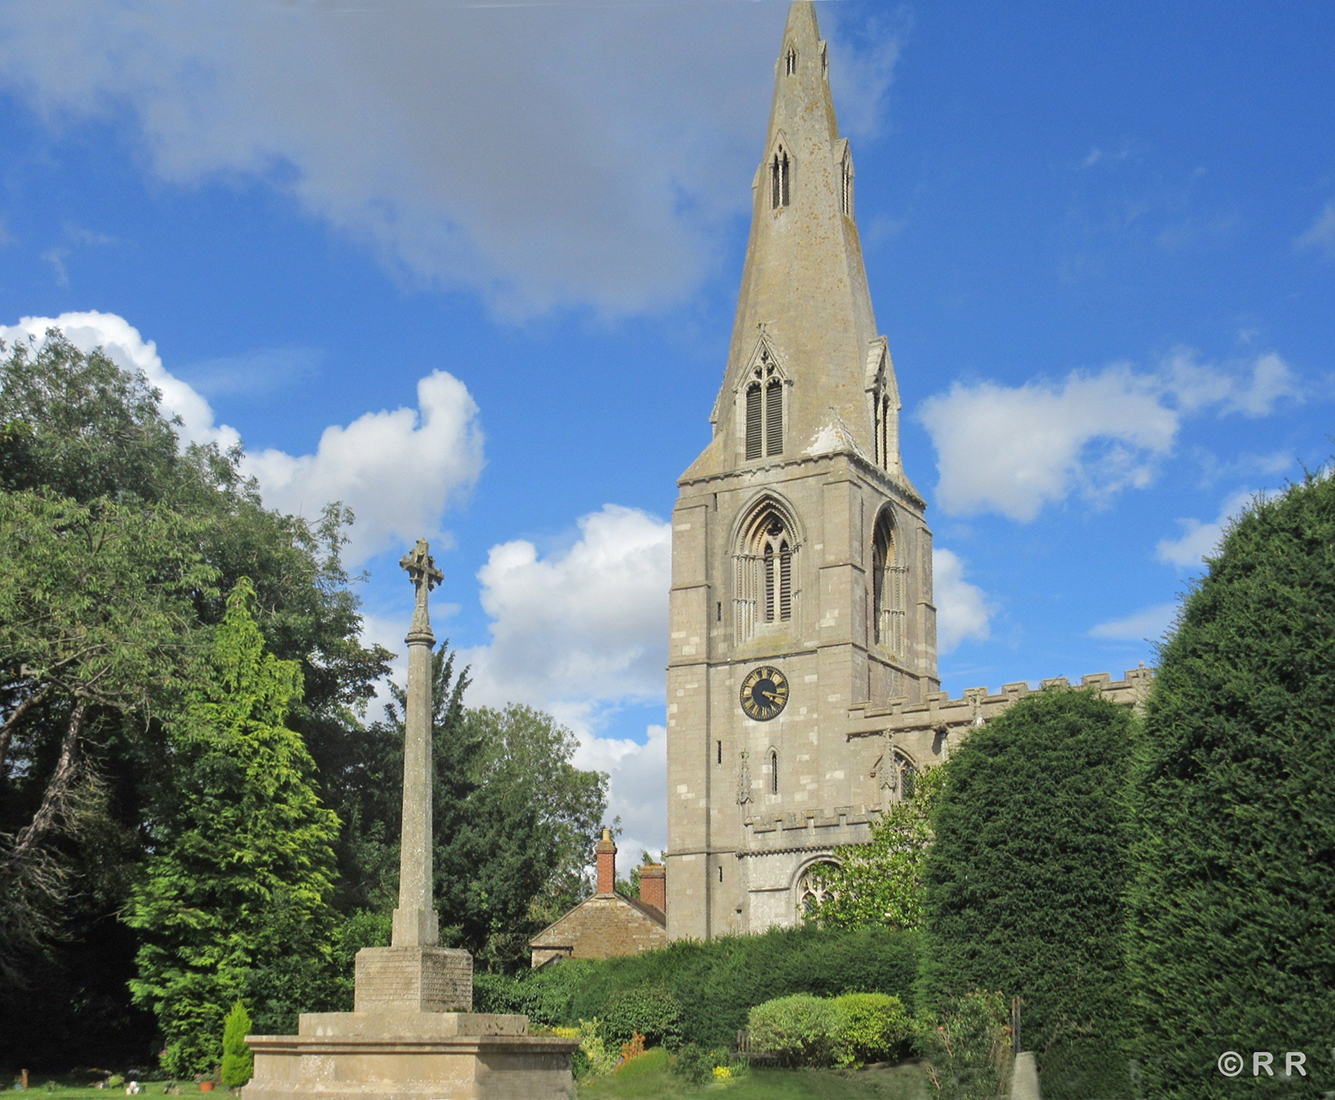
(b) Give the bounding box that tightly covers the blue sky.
[0,1,1331,858]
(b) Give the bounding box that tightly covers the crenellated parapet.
[846,666,1155,747]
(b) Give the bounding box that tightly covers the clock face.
[740,666,789,721]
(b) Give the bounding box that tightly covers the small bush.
[220,1002,254,1088]
[834,992,910,1064]
[600,984,682,1050]
[747,993,848,1068]
[914,990,1012,1100]
[671,1043,713,1085]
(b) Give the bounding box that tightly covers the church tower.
[665,1,939,940]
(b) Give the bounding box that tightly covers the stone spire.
[687,0,903,483]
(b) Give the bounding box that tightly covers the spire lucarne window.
[743,351,784,460]
[734,502,796,642]
[770,147,791,209]
[784,44,798,76]
[840,150,854,218]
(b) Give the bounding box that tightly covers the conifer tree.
[920,688,1137,1098]
[1127,471,1335,1097]
[126,579,341,1075]
[220,1002,254,1088]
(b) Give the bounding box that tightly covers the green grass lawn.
[1,1085,217,1099]
[577,1048,931,1100]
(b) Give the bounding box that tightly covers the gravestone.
[242,540,577,1100]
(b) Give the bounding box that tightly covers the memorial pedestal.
[243,1010,578,1100]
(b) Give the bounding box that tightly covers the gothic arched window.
[770,148,791,209]
[795,861,838,922]
[734,502,798,642]
[769,749,779,795]
[785,44,798,76]
[872,509,906,654]
[743,350,784,460]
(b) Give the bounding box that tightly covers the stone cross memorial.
[242,539,577,1100]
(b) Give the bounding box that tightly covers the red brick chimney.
[595,827,617,896]
[639,863,666,914]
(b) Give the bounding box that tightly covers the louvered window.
[741,352,784,461]
[872,509,907,654]
[840,153,853,217]
[765,380,783,455]
[745,384,763,459]
[785,45,797,76]
[734,507,798,642]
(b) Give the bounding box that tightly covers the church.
[663,1,1150,941]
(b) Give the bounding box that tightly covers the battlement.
[847,667,1154,740]
[740,803,881,855]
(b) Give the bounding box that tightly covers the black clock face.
[740,666,789,721]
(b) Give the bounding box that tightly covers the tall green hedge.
[1127,473,1335,1098]
[474,924,918,1048]
[919,688,1137,1098]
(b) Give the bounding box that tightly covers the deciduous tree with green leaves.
[125,579,341,1075]
[810,766,943,931]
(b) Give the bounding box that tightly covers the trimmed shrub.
[747,993,848,1068]
[919,687,1138,1097]
[473,925,917,1049]
[1127,471,1335,1098]
[219,1002,253,1088]
[600,983,682,1050]
[833,992,910,1064]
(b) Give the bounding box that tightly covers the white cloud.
[242,371,483,565]
[919,350,1302,521]
[572,724,668,859]
[0,312,483,566]
[463,504,671,713]
[460,504,672,855]
[932,547,990,653]
[1088,602,1177,642]
[1155,488,1256,567]
[1161,347,1302,417]
[918,366,1176,521]
[1296,199,1335,257]
[0,4,897,317]
[0,310,238,450]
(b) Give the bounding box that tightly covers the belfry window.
[872,509,907,654]
[770,149,790,209]
[734,503,798,642]
[743,351,785,460]
[785,44,798,76]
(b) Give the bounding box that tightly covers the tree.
[810,766,943,931]
[0,490,215,971]
[125,579,341,1075]
[919,688,1138,1098]
[458,704,607,967]
[220,1002,254,1088]
[0,331,389,1065]
[1126,471,1335,1099]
